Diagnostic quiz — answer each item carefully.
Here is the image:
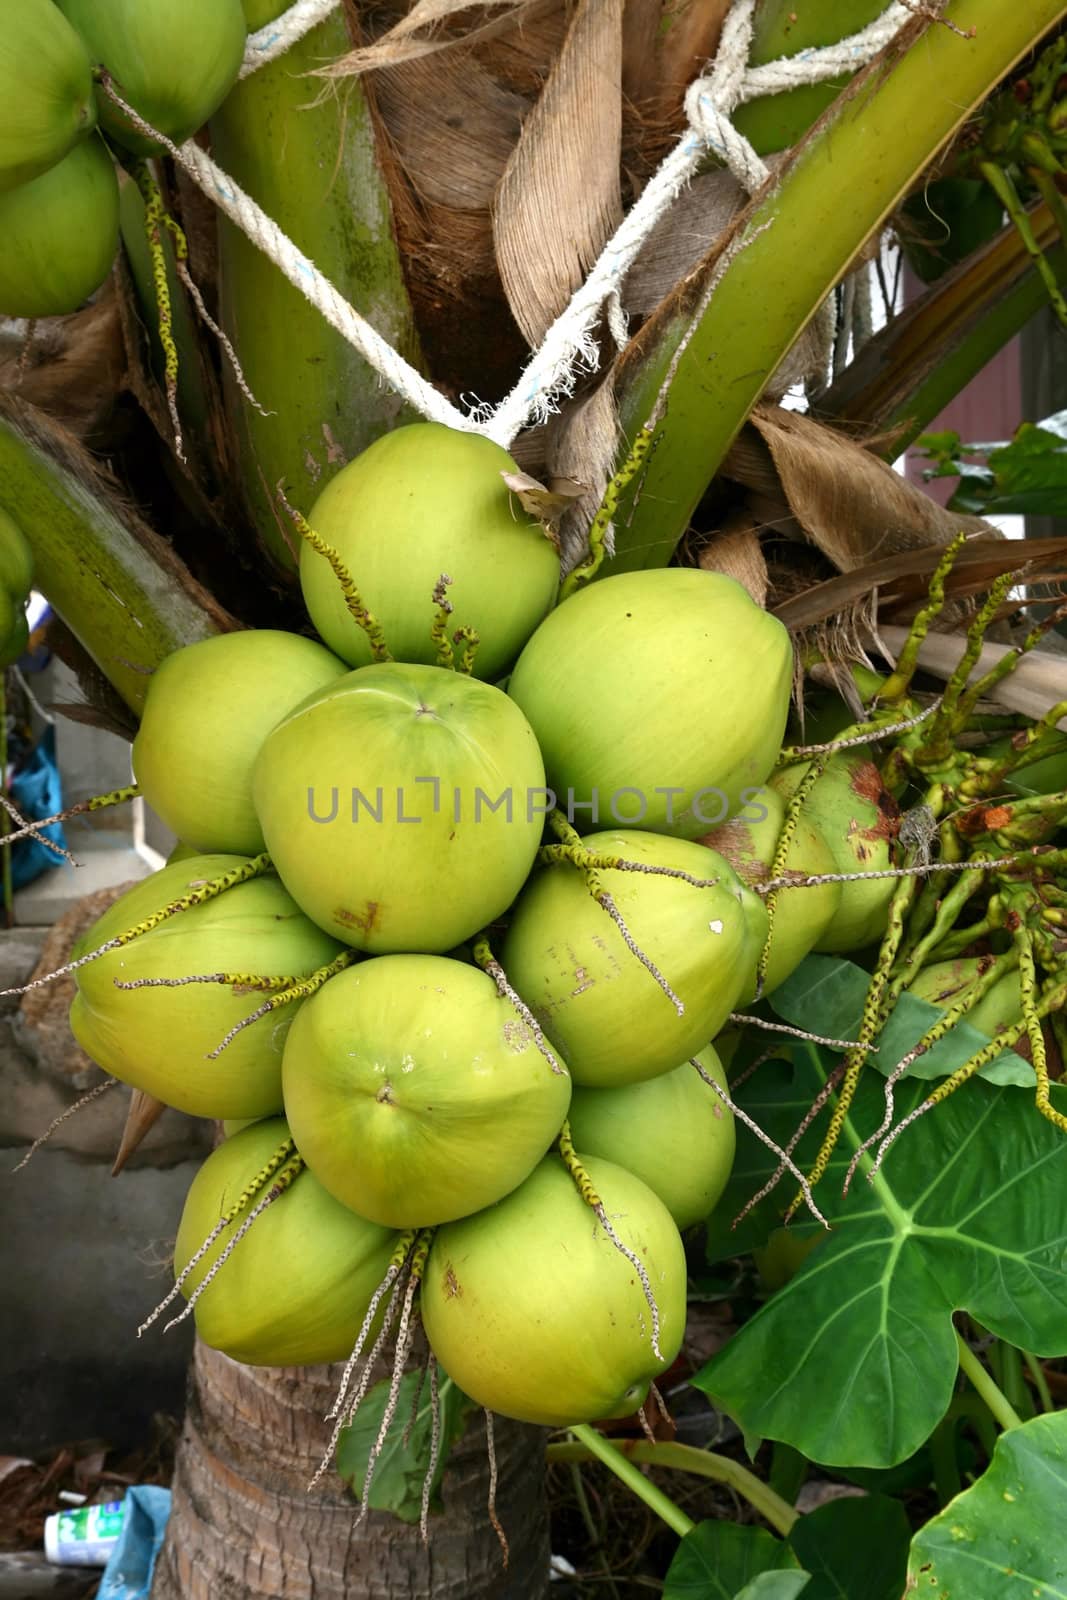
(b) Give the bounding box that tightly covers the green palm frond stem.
[609,0,1067,572]
[0,396,234,712]
[210,3,422,572]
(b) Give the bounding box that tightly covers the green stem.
[955,1330,1024,1432]
[569,1463,620,1600]
[1023,1350,1055,1414]
[979,160,1067,326]
[610,0,1067,570]
[554,1433,797,1538]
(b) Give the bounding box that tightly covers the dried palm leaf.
[493,0,623,347]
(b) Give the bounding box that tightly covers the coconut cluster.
[0,0,247,319]
[67,422,900,1432]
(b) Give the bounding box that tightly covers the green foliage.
[917,411,1067,516]
[770,954,1034,1086]
[789,1496,911,1600]
[664,1495,911,1600]
[335,1371,476,1524]
[907,1411,1067,1596]
[697,1047,1067,1466]
[663,1522,805,1600]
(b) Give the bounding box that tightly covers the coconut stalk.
[609,0,1067,572]
[733,0,890,155]
[820,199,1067,452]
[209,1,422,573]
[0,396,232,714]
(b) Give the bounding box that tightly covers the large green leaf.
[788,1495,910,1600]
[696,1050,1067,1466]
[917,413,1067,517]
[664,1522,806,1600]
[335,1371,476,1524]
[769,955,1034,1087]
[908,1411,1067,1597]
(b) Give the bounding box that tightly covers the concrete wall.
[2,674,205,1452]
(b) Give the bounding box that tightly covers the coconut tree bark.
[151,1340,551,1599]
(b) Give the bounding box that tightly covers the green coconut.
[0,606,29,669]
[0,0,95,193]
[282,955,572,1227]
[506,570,792,837]
[0,137,119,319]
[253,661,546,953]
[501,830,766,1086]
[421,1153,687,1426]
[771,750,900,952]
[701,788,841,998]
[174,1118,397,1366]
[57,0,247,153]
[908,958,1023,1046]
[299,424,560,681]
[133,631,347,857]
[70,855,342,1118]
[565,1047,734,1230]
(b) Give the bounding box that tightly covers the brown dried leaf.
[726,403,999,572]
[500,468,586,531]
[0,288,124,443]
[320,0,546,76]
[773,537,1067,631]
[698,513,769,606]
[493,0,624,347]
[112,1089,168,1176]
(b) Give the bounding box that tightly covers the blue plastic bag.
[9,725,67,889]
[96,1486,172,1600]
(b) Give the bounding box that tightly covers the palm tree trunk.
[151,1340,550,1599]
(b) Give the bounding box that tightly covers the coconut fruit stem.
[844,946,1020,1193]
[484,1410,509,1566]
[419,1359,442,1542]
[429,574,455,670]
[12,1077,117,1174]
[138,1134,298,1336]
[0,852,276,1001]
[275,482,391,661]
[543,815,686,1016]
[130,159,185,462]
[206,948,356,1059]
[0,782,139,849]
[472,935,566,1076]
[880,532,966,703]
[162,1151,306,1334]
[558,1122,663,1363]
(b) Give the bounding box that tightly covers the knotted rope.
[134,0,919,443]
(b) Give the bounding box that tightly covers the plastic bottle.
[44,1499,126,1566]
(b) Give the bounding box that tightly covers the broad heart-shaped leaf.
[335,1370,476,1522]
[908,1411,1067,1596]
[769,955,1033,1087]
[696,1049,1067,1467]
[664,1522,805,1600]
[789,1495,910,1600]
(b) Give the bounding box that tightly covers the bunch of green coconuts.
[56,419,911,1434]
[0,0,249,319]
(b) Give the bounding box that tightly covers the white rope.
[480,0,912,445]
[137,0,916,445]
[240,0,341,78]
